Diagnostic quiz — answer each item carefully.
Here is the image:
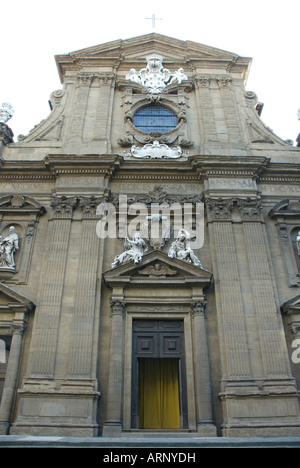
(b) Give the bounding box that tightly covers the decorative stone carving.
[236,198,262,222]
[109,299,126,317]
[125,54,187,94]
[110,185,203,208]
[206,197,235,221]
[124,140,188,159]
[0,123,14,146]
[0,226,19,270]
[168,228,202,267]
[191,300,207,317]
[138,262,177,277]
[79,196,105,218]
[50,196,78,218]
[49,90,64,108]
[0,103,14,124]
[112,233,148,268]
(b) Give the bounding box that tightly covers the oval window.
[134,105,178,134]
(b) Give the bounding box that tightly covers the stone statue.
[168,228,202,267]
[169,68,188,85]
[296,230,300,256]
[112,232,148,268]
[0,103,14,124]
[125,69,141,84]
[0,226,19,269]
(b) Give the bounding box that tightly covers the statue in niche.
[168,228,203,267]
[112,232,148,268]
[0,226,19,269]
[296,230,300,256]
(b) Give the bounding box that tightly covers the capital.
[191,300,207,317]
[110,299,126,317]
[10,322,27,336]
[50,196,78,219]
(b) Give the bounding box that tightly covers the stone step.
[1,435,300,448]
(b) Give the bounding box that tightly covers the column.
[206,197,253,386]
[0,322,26,434]
[30,196,77,377]
[191,300,216,435]
[102,299,125,437]
[67,197,102,381]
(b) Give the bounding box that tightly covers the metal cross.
[145,14,162,30]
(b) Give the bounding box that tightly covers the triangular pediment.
[103,250,212,285]
[56,33,251,82]
[0,283,35,311]
[66,34,239,60]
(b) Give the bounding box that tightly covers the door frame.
[123,310,197,431]
[131,319,188,429]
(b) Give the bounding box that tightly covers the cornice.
[55,33,251,84]
[0,154,299,185]
[44,153,122,179]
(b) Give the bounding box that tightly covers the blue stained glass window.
[134,105,178,133]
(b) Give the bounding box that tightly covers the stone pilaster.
[237,198,292,381]
[0,322,26,434]
[195,76,218,149]
[102,299,126,437]
[30,196,77,377]
[69,72,115,151]
[69,73,92,142]
[216,76,242,144]
[191,300,216,436]
[206,197,253,387]
[66,197,102,382]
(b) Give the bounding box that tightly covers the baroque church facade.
[0,33,300,438]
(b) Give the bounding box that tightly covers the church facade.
[0,33,300,438]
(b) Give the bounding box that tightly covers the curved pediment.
[281,295,300,315]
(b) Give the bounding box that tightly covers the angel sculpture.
[168,228,202,267]
[112,233,148,268]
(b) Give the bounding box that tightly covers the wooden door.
[131,320,187,429]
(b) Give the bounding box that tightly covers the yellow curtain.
[139,358,180,429]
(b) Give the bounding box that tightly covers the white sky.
[0,0,299,144]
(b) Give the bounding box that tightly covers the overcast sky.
[1,0,299,144]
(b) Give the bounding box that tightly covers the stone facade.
[0,33,300,438]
